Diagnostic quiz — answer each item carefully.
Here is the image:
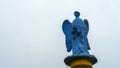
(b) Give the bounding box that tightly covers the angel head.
[74,11,80,18]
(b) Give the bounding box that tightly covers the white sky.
[0,0,120,68]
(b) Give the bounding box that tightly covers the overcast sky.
[0,0,120,68]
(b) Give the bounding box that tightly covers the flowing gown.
[72,18,90,55]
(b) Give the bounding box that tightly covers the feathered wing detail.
[62,20,72,52]
[84,19,89,34]
[65,34,72,52]
[83,19,90,50]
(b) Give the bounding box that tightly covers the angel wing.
[83,19,90,50]
[84,19,89,34]
[62,20,72,52]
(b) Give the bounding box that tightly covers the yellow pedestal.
[71,59,92,68]
[64,55,97,68]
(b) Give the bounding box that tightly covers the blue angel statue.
[62,11,90,56]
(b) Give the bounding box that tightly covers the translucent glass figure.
[62,11,90,56]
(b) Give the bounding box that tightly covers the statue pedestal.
[64,55,97,68]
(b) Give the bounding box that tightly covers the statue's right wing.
[62,20,72,52]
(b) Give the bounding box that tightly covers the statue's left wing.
[84,19,89,34]
[83,19,90,50]
[62,20,72,52]
[62,20,72,35]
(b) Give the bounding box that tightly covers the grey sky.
[0,0,120,68]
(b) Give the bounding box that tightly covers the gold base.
[64,55,97,68]
[71,59,92,68]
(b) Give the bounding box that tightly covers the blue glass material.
[62,11,90,56]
